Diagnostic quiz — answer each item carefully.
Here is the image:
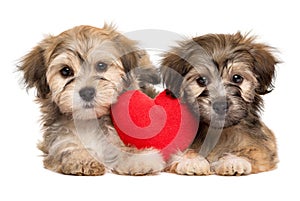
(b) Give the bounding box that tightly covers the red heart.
[111,90,198,160]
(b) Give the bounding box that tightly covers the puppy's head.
[19,25,158,119]
[161,32,278,128]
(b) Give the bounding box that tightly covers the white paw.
[167,150,210,175]
[113,149,165,175]
[211,154,252,176]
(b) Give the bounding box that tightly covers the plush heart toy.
[111,90,198,160]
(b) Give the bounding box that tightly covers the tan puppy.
[19,25,165,175]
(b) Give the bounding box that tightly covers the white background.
[1,0,299,200]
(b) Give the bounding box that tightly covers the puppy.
[19,24,165,175]
[161,32,279,175]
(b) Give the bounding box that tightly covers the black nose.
[79,87,96,102]
[212,101,228,115]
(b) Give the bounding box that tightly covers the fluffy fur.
[161,32,279,175]
[19,25,165,175]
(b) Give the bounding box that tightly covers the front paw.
[113,149,165,176]
[211,154,252,176]
[59,149,105,176]
[166,150,210,175]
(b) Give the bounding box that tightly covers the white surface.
[1,0,299,200]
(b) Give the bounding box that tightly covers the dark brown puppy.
[161,32,279,175]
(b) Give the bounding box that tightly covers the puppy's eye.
[232,74,244,84]
[60,66,74,77]
[196,76,209,87]
[96,61,108,72]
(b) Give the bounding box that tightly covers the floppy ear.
[250,44,279,95]
[19,37,53,98]
[134,50,161,85]
[160,51,192,98]
[110,29,139,72]
[113,33,160,86]
[119,46,139,73]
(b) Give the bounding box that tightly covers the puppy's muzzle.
[212,101,228,115]
[79,87,96,102]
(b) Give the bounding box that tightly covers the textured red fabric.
[111,90,198,160]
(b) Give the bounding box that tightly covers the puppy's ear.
[160,52,191,98]
[19,37,52,98]
[122,49,161,89]
[134,50,161,85]
[250,44,279,95]
[114,33,160,86]
[111,32,139,72]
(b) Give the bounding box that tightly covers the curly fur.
[19,24,165,175]
[161,32,279,175]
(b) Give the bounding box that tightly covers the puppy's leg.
[210,146,277,175]
[112,147,165,176]
[42,134,105,176]
[95,119,165,176]
[56,148,105,176]
[165,149,210,175]
[210,123,278,175]
[210,154,252,176]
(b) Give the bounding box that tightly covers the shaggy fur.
[19,25,165,175]
[161,32,279,175]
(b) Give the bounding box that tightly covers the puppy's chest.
[51,117,110,139]
[192,125,249,155]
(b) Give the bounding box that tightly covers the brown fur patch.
[161,32,279,175]
[19,25,165,175]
